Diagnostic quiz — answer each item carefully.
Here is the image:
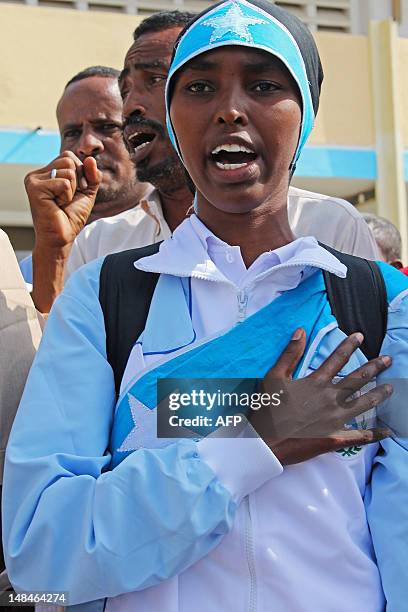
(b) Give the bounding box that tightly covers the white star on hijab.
[203,3,267,45]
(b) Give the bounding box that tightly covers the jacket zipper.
[237,290,249,323]
[245,496,257,612]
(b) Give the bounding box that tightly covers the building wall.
[0,5,378,141]
[0,4,407,249]
[311,32,374,147]
[4,0,408,37]
[0,4,141,130]
[398,36,408,146]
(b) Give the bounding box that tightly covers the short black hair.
[64,66,120,90]
[133,10,196,41]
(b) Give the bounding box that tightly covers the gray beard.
[136,156,186,193]
[95,184,131,204]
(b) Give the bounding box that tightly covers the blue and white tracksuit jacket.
[2,220,408,611]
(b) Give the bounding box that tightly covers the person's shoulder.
[82,202,149,237]
[288,186,359,219]
[376,261,408,306]
[288,186,378,258]
[102,242,161,264]
[67,188,164,275]
[63,255,106,300]
[66,244,160,294]
[85,185,151,224]
[0,229,17,257]
[0,228,11,245]
[98,243,161,290]
[76,188,160,245]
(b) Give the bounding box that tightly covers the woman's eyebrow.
[184,57,279,73]
[244,60,277,72]
[184,58,217,72]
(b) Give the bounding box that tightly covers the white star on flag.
[117,394,169,453]
[203,3,268,45]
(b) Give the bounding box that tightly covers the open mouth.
[210,143,257,170]
[127,131,156,153]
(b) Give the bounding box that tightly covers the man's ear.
[390,260,403,270]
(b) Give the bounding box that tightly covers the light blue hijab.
[165,0,324,174]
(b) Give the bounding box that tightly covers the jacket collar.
[134,214,347,282]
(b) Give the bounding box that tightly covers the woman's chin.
[197,191,269,216]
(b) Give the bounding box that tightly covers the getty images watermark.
[157,377,407,439]
[168,388,282,425]
[157,378,284,437]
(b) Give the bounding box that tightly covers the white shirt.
[66,187,172,278]
[66,186,379,279]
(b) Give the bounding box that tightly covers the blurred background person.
[20,65,151,296]
[363,212,408,273]
[55,66,149,224]
[28,11,196,314]
[0,229,42,605]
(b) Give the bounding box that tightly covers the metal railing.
[1,0,352,31]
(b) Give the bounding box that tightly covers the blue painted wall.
[0,128,384,181]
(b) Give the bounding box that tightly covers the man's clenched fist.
[25,150,102,249]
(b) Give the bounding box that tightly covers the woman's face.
[170,46,302,215]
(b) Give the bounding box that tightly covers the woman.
[4,1,407,610]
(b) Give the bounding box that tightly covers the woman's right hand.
[250,330,393,465]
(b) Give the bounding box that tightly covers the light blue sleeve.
[365,264,408,611]
[2,258,279,605]
[18,254,33,285]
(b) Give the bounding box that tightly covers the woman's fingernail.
[354,332,364,344]
[292,328,303,341]
[382,355,392,367]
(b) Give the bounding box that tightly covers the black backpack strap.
[320,243,388,360]
[99,240,388,392]
[99,242,161,396]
